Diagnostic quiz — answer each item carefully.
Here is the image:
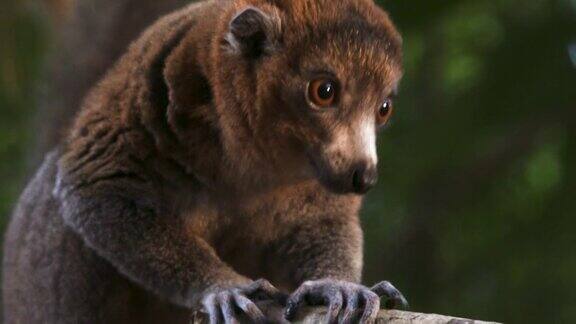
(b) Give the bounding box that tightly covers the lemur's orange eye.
[377,98,394,126]
[308,79,338,108]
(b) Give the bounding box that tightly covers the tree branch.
[293,308,499,323]
[192,302,500,323]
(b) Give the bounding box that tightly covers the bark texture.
[192,302,500,324]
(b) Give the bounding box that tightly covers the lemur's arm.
[278,215,407,323]
[280,217,364,285]
[55,166,283,323]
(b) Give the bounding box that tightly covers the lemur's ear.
[226,6,281,57]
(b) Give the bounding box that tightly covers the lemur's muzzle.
[351,162,378,194]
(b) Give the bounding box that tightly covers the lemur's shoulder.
[57,1,228,191]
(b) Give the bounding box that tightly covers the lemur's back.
[33,0,188,164]
[2,151,189,323]
[6,1,192,322]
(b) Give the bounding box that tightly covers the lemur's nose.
[351,163,378,194]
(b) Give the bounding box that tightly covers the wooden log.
[293,308,499,323]
[192,302,500,323]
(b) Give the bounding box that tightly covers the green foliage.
[361,0,576,322]
[1,0,575,322]
[0,1,48,228]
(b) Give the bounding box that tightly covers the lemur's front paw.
[284,279,407,324]
[200,279,286,324]
[370,280,409,310]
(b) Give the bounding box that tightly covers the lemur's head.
[212,0,402,194]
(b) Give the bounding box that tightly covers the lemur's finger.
[370,281,408,309]
[339,289,360,324]
[359,290,380,324]
[284,284,310,320]
[202,294,222,324]
[325,289,344,324]
[246,279,287,304]
[232,294,266,323]
[218,293,239,324]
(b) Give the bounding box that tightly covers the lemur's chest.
[181,181,348,280]
[182,184,316,244]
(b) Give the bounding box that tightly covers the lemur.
[3,0,405,323]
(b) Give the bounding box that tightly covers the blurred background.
[0,0,575,322]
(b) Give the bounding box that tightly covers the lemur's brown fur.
[34,0,189,163]
[4,0,403,323]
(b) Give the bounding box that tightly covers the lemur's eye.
[377,98,394,126]
[308,79,338,108]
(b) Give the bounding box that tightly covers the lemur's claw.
[201,279,285,324]
[284,279,387,324]
[370,281,409,310]
[246,279,288,305]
